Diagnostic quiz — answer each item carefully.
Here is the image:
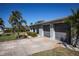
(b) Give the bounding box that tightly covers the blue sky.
[0,3,79,27]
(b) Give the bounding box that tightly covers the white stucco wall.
[30,29,33,32]
[35,29,37,33]
[50,24,55,40]
[39,27,44,37]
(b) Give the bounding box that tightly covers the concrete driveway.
[0,37,63,56]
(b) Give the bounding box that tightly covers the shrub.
[27,32,37,37]
[4,29,12,33]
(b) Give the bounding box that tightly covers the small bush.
[27,32,37,37]
[4,29,12,33]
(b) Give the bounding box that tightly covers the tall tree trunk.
[70,26,76,46]
[66,25,71,44]
[73,36,78,47]
[68,27,71,44]
[73,27,79,47]
[17,31,19,39]
[16,23,20,39]
[17,26,20,39]
[12,27,17,39]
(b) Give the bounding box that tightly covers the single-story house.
[30,16,70,41]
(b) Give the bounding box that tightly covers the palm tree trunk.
[17,25,20,39]
[67,27,71,44]
[73,27,79,47]
[70,26,76,46]
[17,31,19,39]
[67,25,72,45]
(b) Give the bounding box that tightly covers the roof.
[31,16,69,26]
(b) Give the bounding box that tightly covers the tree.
[21,20,27,27]
[0,18,4,33]
[71,9,79,47]
[64,9,79,47]
[20,20,27,31]
[9,10,25,39]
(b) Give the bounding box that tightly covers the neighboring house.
[0,25,4,34]
[30,16,70,41]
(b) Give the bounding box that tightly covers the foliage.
[4,28,13,33]
[9,11,23,31]
[27,32,37,37]
[9,10,27,38]
[64,9,79,47]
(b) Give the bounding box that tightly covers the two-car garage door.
[43,25,50,37]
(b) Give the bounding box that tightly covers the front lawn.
[32,47,79,56]
[0,31,37,42]
[0,33,17,42]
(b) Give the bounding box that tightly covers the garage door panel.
[44,31,50,37]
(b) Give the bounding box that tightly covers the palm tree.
[64,9,79,47]
[0,18,4,33]
[9,10,24,39]
[21,20,27,27]
[19,19,27,32]
[71,9,79,47]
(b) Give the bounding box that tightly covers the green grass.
[32,47,79,56]
[0,33,17,42]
